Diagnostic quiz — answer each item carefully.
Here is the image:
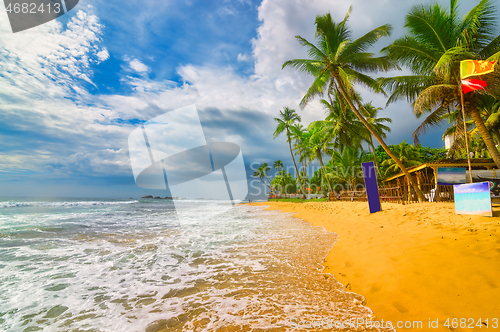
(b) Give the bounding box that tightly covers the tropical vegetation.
[381,0,500,167]
[252,0,500,200]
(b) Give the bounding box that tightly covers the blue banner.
[362,161,381,213]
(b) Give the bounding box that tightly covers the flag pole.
[460,87,473,183]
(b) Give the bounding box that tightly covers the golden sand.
[250,201,500,331]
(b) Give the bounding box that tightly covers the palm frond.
[413,106,449,145]
[413,84,457,114]
[460,0,497,50]
[344,24,393,55]
[481,34,500,58]
[299,71,330,108]
[379,75,433,105]
[381,36,440,75]
[341,67,385,94]
[405,3,452,51]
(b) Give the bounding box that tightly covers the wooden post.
[460,88,473,183]
[399,180,404,205]
[408,175,412,203]
[433,166,440,202]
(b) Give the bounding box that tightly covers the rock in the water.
[141,195,154,199]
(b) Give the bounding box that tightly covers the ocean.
[0,198,387,331]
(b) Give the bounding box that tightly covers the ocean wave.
[0,200,139,209]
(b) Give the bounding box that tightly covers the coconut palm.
[477,96,500,143]
[290,125,313,189]
[290,123,311,194]
[273,160,284,171]
[381,141,422,177]
[361,102,392,176]
[322,97,365,153]
[283,9,426,201]
[381,0,500,168]
[290,123,307,159]
[271,170,295,195]
[329,146,366,190]
[252,163,271,191]
[301,121,334,192]
[272,160,285,194]
[273,107,305,195]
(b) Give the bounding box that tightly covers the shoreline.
[249,201,500,331]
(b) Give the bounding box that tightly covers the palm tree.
[271,169,295,195]
[283,9,427,201]
[273,160,284,171]
[291,124,313,190]
[272,160,285,194]
[290,123,309,175]
[329,146,366,190]
[322,96,365,153]
[361,102,392,176]
[477,96,500,143]
[253,163,271,191]
[381,0,500,168]
[322,95,391,177]
[381,141,422,177]
[302,121,334,192]
[273,107,305,195]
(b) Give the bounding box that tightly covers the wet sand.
[250,201,500,331]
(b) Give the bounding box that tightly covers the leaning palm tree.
[381,0,500,168]
[381,141,422,177]
[477,96,500,143]
[283,9,426,201]
[290,123,310,178]
[291,124,313,188]
[272,160,285,194]
[322,96,365,153]
[329,146,367,190]
[361,102,392,175]
[273,160,284,171]
[252,163,271,191]
[303,121,334,192]
[273,107,305,195]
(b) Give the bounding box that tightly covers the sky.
[0,0,497,198]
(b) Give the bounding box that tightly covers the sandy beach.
[250,201,500,331]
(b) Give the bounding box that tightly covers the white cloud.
[129,59,149,74]
[0,7,129,175]
[0,7,108,93]
[218,6,236,16]
[96,48,110,62]
[237,53,249,62]
[1,0,466,183]
[101,0,343,125]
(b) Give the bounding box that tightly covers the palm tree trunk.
[369,136,383,178]
[494,130,500,145]
[287,131,306,197]
[336,82,426,202]
[317,151,333,192]
[260,178,271,191]
[470,106,500,168]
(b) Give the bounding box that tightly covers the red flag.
[462,79,488,94]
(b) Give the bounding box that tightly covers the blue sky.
[0,0,497,198]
